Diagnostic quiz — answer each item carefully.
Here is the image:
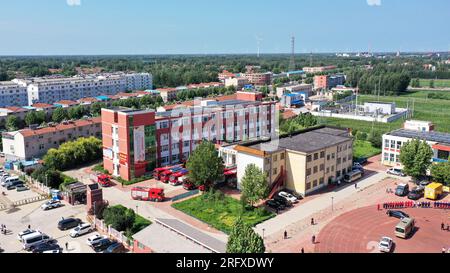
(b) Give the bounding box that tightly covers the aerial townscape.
[0,0,449,262]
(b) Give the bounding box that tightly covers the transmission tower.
[289,36,296,71]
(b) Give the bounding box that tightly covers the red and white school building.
[101,92,277,181]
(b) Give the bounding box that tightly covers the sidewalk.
[255,172,388,237]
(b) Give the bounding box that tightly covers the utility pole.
[289,35,296,72]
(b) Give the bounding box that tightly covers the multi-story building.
[218,70,236,82]
[225,77,249,90]
[276,83,313,98]
[101,94,277,181]
[156,88,180,103]
[0,80,29,107]
[2,117,102,161]
[303,66,337,74]
[382,120,450,167]
[281,92,308,108]
[22,72,152,105]
[314,74,346,90]
[241,72,272,86]
[234,126,353,196]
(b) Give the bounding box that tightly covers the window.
[313,166,318,174]
[306,168,311,176]
[306,182,312,190]
[273,155,278,162]
[390,153,395,162]
[327,154,331,161]
[320,164,325,171]
[280,153,285,160]
[390,140,396,149]
[313,180,318,187]
[319,178,324,185]
[320,151,325,158]
[396,141,401,150]
[337,158,341,164]
[273,168,277,176]
[314,153,319,160]
[307,155,312,162]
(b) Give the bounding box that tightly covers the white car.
[17,229,41,242]
[86,233,107,247]
[43,249,62,254]
[70,223,93,238]
[378,237,394,253]
[278,191,298,203]
[41,200,62,211]
[387,168,406,177]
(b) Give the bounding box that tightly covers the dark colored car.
[32,242,61,253]
[274,195,293,207]
[58,218,82,231]
[103,242,125,253]
[386,210,410,219]
[93,238,114,253]
[265,199,285,211]
[6,181,24,190]
[395,184,410,197]
[408,187,424,200]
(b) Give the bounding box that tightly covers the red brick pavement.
[315,206,450,253]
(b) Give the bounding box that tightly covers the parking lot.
[0,199,96,253]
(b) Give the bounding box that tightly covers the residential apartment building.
[22,72,152,106]
[225,77,249,90]
[101,94,277,181]
[218,70,236,82]
[156,88,180,102]
[2,117,102,161]
[382,120,450,167]
[0,80,29,107]
[234,126,353,196]
[276,83,313,98]
[314,74,345,90]
[241,72,272,86]
[303,66,337,74]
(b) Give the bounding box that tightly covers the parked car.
[86,234,107,247]
[22,233,52,251]
[16,185,29,192]
[41,200,62,211]
[386,210,410,219]
[278,191,298,203]
[265,199,285,211]
[378,237,394,253]
[274,195,293,207]
[103,242,125,253]
[17,229,40,242]
[183,181,197,191]
[281,189,304,200]
[6,180,24,190]
[92,238,114,252]
[42,249,62,253]
[69,223,93,238]
[395,183,410,197]
[58,218,82,231]
[32,242,61,253]
[387,168,406,177]
[418,180,431,187]
[408,187,424,200]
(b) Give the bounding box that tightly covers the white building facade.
[0,80,29,107]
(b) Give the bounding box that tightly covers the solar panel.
[389,129,450,145]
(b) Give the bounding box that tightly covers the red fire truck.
[131,187,165,202]
[169,169,188,186]
[90,173,112,187]
[153,167,170,181]
[160,166,184,184]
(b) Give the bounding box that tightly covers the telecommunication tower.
[289,36,296,71]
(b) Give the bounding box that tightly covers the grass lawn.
[353,140,381,159]
[172,194,275,234]
[319,92,450,134]
[419,79,450,88]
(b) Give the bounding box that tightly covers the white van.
[4,176,20,187]
[343,170,363,183]
[22,233,52,251]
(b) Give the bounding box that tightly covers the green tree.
[367,131,382,148]
[186,141,224,188]
[430,162,450,186]
[399,139,433,179]
[24,111,46,126]
[103,205,135,232]
[52,108,69,123]
[5,115,21,131]
[240,164,269,207]
[429,79,435,89]
[226,217,265,253]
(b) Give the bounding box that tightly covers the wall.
[285,150,307,195]
[236,152,265,190]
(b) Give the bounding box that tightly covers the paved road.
[255,172,390,237]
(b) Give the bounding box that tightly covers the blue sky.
[0,0,449,55]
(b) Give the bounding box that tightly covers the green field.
[172,194,275,234]
[419,79,450,88]
[319,91,450,134]
[353,140,382,159]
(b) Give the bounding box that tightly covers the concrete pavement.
[255,172,389,237]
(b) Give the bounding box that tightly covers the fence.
[91,216,134,251]
[12,195,47,207]
[171,189,200,202]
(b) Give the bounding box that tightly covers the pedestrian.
[65,242,69,251]
[442,222,445,230]
[447,224,450,231]
[284,230,288,240]
[301,248,304,253]
[312,235,316,244]
[355,183,357,189]
[28,224,31,230]
[443,247,446,254]
[311,218,315,225]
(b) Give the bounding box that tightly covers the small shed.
[63,182,87,205]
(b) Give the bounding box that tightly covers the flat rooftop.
[386,129,450,145]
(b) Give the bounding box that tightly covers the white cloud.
[367,0,381,6]
[67,0,81,6]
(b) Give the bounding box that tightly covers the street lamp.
[262,228,265,240]
[331,197,334,212]
[135,205,138,215]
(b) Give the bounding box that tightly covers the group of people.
[441,222,450,232]
[0,224,6,234]
[382,201,449,210]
